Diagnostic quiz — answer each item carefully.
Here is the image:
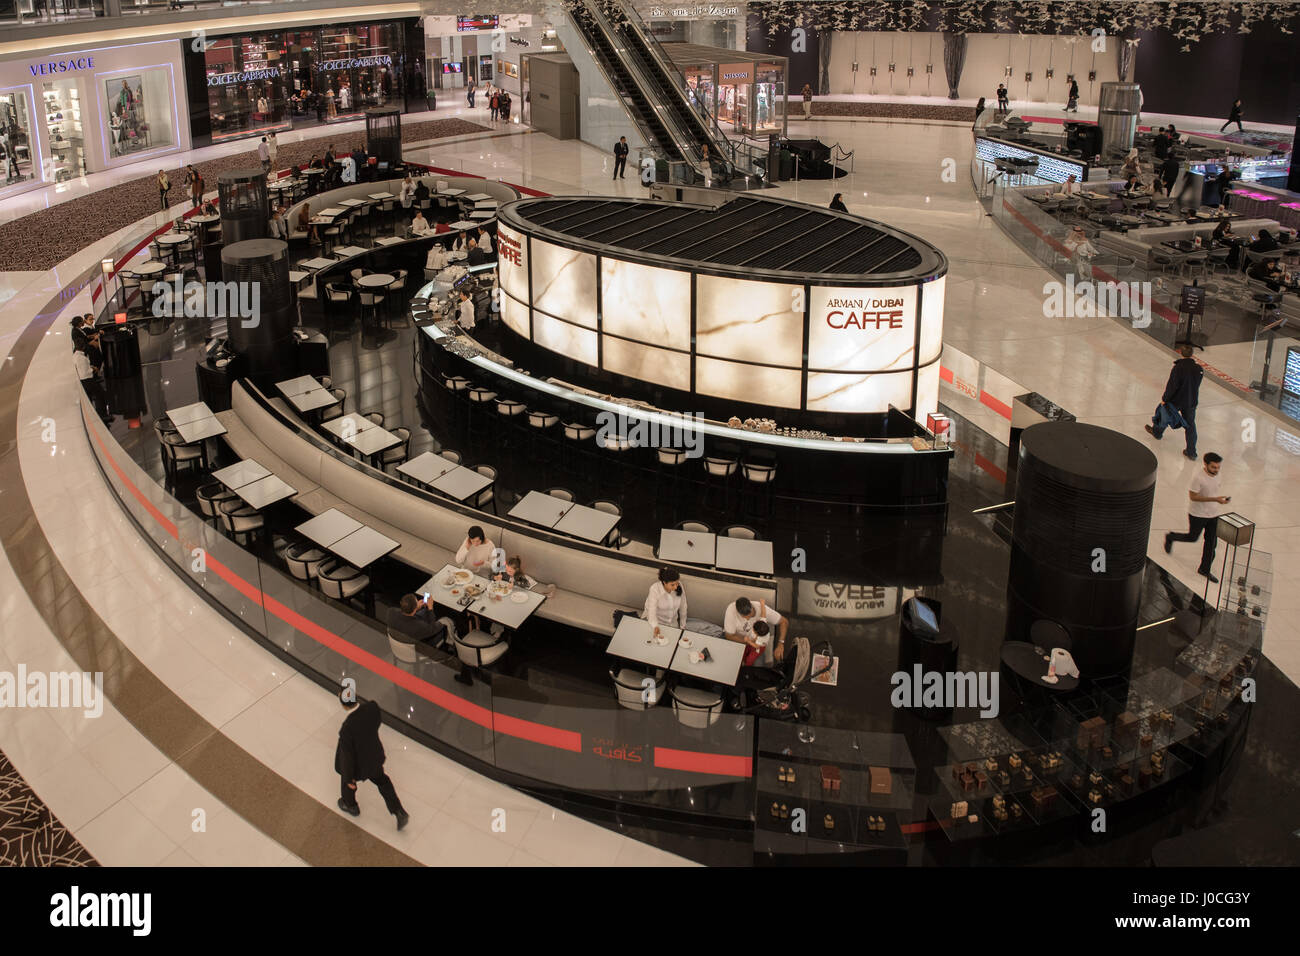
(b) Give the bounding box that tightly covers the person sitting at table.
[476,226,494,255]
[1063,225,1098,261]
[268,207,288,240]
[723,596,787,666]
[297,204,318,243]
[643,567,687,637]
[386,593,448,648]
[1121,148,1140,182]
[1249,258,1287,291]
[465,237,487,267]
[455,525,496,571]
[410,211,433,237]
[307,154,323,170]
[1212,218,1234,243]
[450,229,468,252]
[1250,229,1279,254]
[414,179,430,205]
[491,555,534,590]
[456,289,476,330]
[1059,174,1079,197]
[399,174,417,208]
[201,199,218,216]
[351,143,367,176]
[426,242,450,271]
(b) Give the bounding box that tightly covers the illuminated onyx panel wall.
[497,221,945,419]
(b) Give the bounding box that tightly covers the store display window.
[205,35,291,142]
[0,89,36,188]
[43,79,84,181]
[104,67,175,159]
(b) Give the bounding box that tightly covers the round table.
[189,215,220,225]
[1001,641,1079,692]
[130,261,167,276]
[357,273,395,288]
[156,233,188,245]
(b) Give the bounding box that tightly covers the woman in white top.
[411,211,433,237]
[643,567,687,636]
[399,175,417,208]
[455,524,497,571]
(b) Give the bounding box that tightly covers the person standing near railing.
[801,83,813,120]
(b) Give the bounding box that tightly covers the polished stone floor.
[0,102,1297,866]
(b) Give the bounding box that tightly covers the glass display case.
[43,79,85,182]
[0,89,35,188]
[105,68,174,160]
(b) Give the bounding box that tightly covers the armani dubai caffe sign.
[28,55,95,76]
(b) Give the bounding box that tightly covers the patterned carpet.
[0,117,489,272]
[0,749,97,866]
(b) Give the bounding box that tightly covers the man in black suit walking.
[613,136,629,180]
[336,689,410,829]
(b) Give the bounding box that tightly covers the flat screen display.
[600,258,690,349]
[457,15,499,31]
[695,274,803,368]
[531,239,597,329]
[908,598,939,633]
[1283,345,1300,398]
[441,62,463,74]
[807,285,918,374]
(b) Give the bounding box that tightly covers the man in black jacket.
[336,690,410,829]
[613,136,629,180]
[1160,154,1180,196]
[387,593,447,647]
[1145,345,1203,459]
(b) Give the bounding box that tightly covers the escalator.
[568,0,740,185]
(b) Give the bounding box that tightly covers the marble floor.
[0,103,1296,867]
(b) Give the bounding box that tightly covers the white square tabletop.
[296,509,363,548]
[715,537,775,576]
[276,375,321,397]
[397,451,459,484]
[375,236,406,246]
[301,257,338,270]
[165,401,213,425]
[173,417,227,443]
[420,565,545,629]
[462,193,491,201]
[554,503,619,544]
[212,459,271,489]
[368,192,395,200]
[346,427,401,456]
[606,616,680,670]
[334,245,371,257]
[330,526,400,568]
[668,632,744,686]
[321,413,378,438]
[288,388,340,413]
[658,529,716,566]
[235,474,297,509]
[507,490,573,528]
[430,466,493,502]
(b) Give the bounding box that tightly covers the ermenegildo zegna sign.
[28,56,95,76]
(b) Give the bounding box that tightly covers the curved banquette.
[217,381,779,637]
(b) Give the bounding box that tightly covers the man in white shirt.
[257,137,270,172]
[723,596,787,664]
[456,289,476,330]
[1164,452,1230,581]
[455,525,497,571]
[411,212,433,237]
[267,131,278,167]
[426,243,450,271]
[476,226,494,254]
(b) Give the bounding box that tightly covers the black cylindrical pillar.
[366,107,402,168]
[220,238,293,381]
[218,168,270,245]
[1006,422,1157,677]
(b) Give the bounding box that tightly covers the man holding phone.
[1165,452,1230,582]
[386,592,447,647]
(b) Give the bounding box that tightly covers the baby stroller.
[731,637,833,722]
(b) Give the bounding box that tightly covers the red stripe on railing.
[86,420,178,538]
[653,746,753,778]
[938,365,954,384]
[492,713,583,751]
[979,390,1013,420]
[974,452,1008,485]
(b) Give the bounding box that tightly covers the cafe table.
[189,214,220,226]
[235,474,297,509]
[554,502,620,545]
[296,508,363,548]
[375,236,406,247]
[173,416,227,443]
[668,632,745,687]
[658,528,716,566]
[606,615,680,670]
[421,563,547,630]
[436,187,465,197]
[155,232,188,246]
[508,489,573,528]
[396,451,458,486]
[448,220,479,230]
[345,425,401,458]
[334,245,371,258]
[128,260,167,277]
[339,198,367,207]
[368,192,395,200]
[166,400,215,425]
[287,388,340,414]
[462,193,491,202]
[276,375,322,397]
[319,207,346,217]
[470,211,495,220]
[715,536,775,576]
[321,413,378,442]
[288,270,310,288]
[330,525,400,568]
[357,273,395,288]
[211,458,271,489]
[429,466,493,502]
[301,256,338,271]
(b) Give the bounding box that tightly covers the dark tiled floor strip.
[0,267,419,867]
[0,749,97,866]
[0,117,489,272]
